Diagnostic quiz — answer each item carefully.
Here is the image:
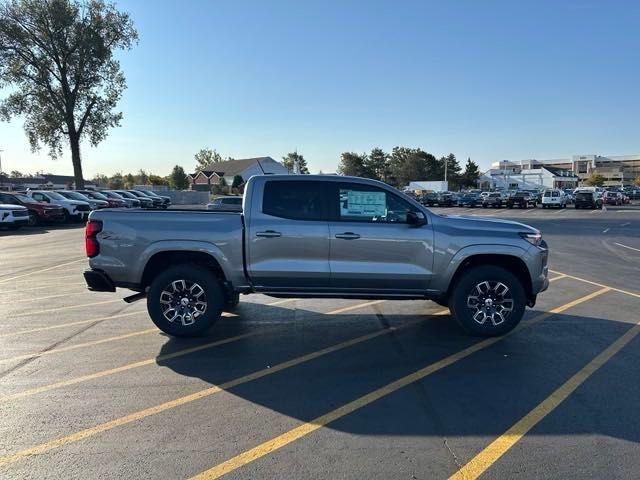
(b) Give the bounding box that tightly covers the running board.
[123,292,147,303]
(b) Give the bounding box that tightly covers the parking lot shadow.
[0,223,85,237]
[155,304,640,444]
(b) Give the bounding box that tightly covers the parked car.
[102,190,141,208]
[26,190,91,222]
[574,190,603,209]
[456,193,480,208]
[136,189,172,209]
[420,192,439,207]
[603,191,623,206]
[127,190,163,208]
[541,189,567,209]
[562,189,575,204]
[436,192,456,207]
[0,191,65,226]
[506,191,537,209]
[482,192,506,208]
[0,203,29,230]
[56,190,109,210]
[84,174,550,338]
[77,190,127,209]
[112,190,152,208]
[207,196,243,211]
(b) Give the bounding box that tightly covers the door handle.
[335,232,360,240]
[256,230,282,238]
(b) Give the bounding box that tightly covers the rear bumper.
[83,269,116,292]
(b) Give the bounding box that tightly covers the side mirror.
[406,211,427,227]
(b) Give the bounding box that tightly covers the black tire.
[482,204,488,208]
[224,292,240,311]
[147,264,223,337]
[28,213,38,226]
[449,265,526,337]
[62,210,70,223]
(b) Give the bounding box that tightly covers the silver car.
[207,196,243,211]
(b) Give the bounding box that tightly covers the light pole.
[0,149,4,189]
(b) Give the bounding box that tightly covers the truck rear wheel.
[147,264,223,337]
[449,265,525,337]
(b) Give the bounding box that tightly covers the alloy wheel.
[159,279,207,326]
[465,280,514,326]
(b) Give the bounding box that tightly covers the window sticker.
[341,190,386,217]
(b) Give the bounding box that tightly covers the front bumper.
[84,269,116,292]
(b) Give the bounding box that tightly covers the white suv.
[27,190,91,222]
[541,189,567,209]
[0,203,29,230]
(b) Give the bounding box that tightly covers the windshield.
[87,191,108,200]
[13,193,35,203]
[43,191,66,201]
[60,191,89,201]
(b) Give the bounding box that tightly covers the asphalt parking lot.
[0,205,639,479]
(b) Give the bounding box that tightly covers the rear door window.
[262,181,328,221]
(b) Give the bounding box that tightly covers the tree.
[338,152,369,177]
[194,148,222,172]
[148,174,168,186]
[633,176,640,187]
[461,157,481,188]
[9,170,23,178]
[91,173,108,186]
[107,172,123,189]
[123,172,135,188]
[282,151,309,174]
[586,173,605,187]
[169,165,189,190]
[387,147,438,187]
[136,169,148,185]
[232,174,244,189]
[442,153,462,190]
[364,147,389,182]
[0,0,138,188]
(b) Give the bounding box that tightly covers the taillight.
[85,220,103,257]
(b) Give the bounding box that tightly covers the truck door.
[246,179,331,289]
[327,182,433,292]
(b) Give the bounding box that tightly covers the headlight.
[520,232,542,246]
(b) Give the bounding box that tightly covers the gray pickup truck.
[84,175,549,337]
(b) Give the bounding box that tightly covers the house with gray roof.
[188,156,289,190]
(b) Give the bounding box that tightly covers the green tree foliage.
[91,173,109,187]
[108,172,123,189]
[232,174,244,189]
[442,153,462,190]
[136,169,148,185]
[633,176,640,187]
[9,170,23,178]
[586,173,605,187]
[388,147,439,187]
[148,174,168,186]
[123,173,135,188]
[364,147,390,182]
[169,165,189,190]
[461,157,481,188]
[282,151,309,174]
[0,0,138,189]
[194,148,222,172]
[338,152,369,177]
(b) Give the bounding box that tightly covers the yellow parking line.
[0,282,86,295]
[550,269,640,300]
[0,332,258,403]
[328,300,386,314]
[0,328,159,365]
[186,289,610,480]
[8,299,122,318]
[0,259,85,284]
[0,308,450,468]
[449,319,640,480]
[0,310,147,338]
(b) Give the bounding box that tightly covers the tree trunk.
[69,133,84,189]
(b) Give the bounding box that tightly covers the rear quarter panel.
[88,210,245,287]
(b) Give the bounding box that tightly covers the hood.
[63,199,90,206]
[0,203,27,210]
[435,213,538,234]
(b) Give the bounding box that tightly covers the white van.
[541,189,567,209]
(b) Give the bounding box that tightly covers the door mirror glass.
[406,211,426,227]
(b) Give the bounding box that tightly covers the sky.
[1,0,639,178]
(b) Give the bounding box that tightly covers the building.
[478,166,578,191]
[490,154,640,186]
[188,157,289,190]
[0,174,96,191]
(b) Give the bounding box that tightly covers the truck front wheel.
[147,264,224,336]
[449,265,525,337]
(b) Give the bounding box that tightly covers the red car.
[77,190,127,208]
[603,191,623,206]
[0,191,65,226]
